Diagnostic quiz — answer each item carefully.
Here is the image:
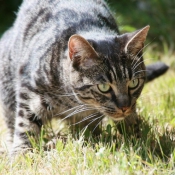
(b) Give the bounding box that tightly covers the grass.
[0,54,174,174]
[0,0,175,174]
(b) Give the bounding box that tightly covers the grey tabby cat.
[0,0,168,155]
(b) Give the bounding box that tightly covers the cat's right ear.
[119,25,150,55]
[68,34,99,69]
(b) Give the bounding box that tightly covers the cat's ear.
[68,34,99,69]
[120,25,150,55]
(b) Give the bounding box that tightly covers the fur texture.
[0,0,155,155]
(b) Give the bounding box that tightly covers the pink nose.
[120,107,129,113]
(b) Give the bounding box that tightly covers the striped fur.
[0,0,149,155]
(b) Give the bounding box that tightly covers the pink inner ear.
[68,35,88,60]
[68,38,75,60]
[68,35,83,60]
[68,35,99,69]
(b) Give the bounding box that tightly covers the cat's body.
[0,0,167,155]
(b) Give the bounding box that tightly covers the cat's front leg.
[11,93,43,155]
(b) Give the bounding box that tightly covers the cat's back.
[14,0,117,40]
[0,0,118,96]
[0,0,119,128]
[1,0,116,54]
[0,0,117,74]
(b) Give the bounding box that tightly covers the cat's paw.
[10,140,32,157]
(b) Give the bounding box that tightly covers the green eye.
[128,79,139,89]
[97,84,111,93]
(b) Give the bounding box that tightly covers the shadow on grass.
[72,116,175,163]
[116,117,175,162]
[31,115,175,165]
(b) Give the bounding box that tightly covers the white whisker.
[54,105,85,117]
[132,58,151,72]
[49,92,79,97]
[92,116,104,132]
[71,112,100,126]
[133,70,148,76]
[81,115,104,132]
[132,51,147,71]
[57,106,99,123]
[131,41,151,66]
[55,94,79,97]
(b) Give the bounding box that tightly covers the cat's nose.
[116,94,130,113]
[119,106,129,113]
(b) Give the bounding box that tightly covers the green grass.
[0,57,175,174]
[0,0,175,174]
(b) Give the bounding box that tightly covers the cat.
[0,0,168,155]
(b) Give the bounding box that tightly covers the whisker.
[54,103,100,117]
[132,58,151,72]
[133,70,148,76]
[132,50,148,71]
[131,41,152,66]
[57,106,100,123]
[81,115,104,132]
[48,92,79,97]
[71,112,99,125]
[92,116,104,132]
[54,93,79,97]
[54,105,85,117]
[80,112,100,121]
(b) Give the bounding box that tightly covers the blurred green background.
[0,0,174,52]
[0,0,22,34]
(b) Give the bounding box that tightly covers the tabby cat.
[0,0,168,155]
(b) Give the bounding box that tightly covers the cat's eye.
[128,79,139,89]
[97,84,111,93]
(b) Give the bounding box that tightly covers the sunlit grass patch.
[0,60,175,174]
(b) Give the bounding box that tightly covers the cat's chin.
[107,112,132,121]
[106,114,125,121]
[110,117,125,121]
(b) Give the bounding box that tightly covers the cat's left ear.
[120,25,150,55]
[68,34,99,70]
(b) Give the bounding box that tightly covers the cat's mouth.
[106,111,132,121]
[104,104,135,121]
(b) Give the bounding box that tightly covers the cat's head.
[68,26,149,121]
